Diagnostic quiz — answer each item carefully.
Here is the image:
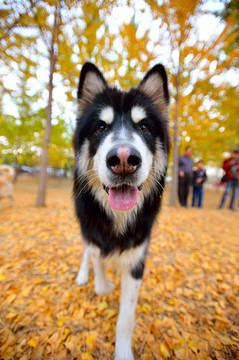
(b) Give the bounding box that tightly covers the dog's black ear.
[138,64,169,118]
[77,62,107,113]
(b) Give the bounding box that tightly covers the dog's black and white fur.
[73,63,170,360]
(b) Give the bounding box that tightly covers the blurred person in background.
[178,146,193,208]
[218,150,239,211]
[192,160,207,209]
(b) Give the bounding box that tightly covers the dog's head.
[73,63,169,211]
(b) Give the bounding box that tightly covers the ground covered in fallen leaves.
[0,176,238,360]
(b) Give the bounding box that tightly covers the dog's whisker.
[73,168,97,183]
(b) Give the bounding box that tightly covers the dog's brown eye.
[97,123,107,133]
[138,123,149,133]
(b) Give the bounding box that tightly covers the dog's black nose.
[106,146,141,175]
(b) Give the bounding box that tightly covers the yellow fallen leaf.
[64,335,78,353]
[192,252,198,260]
[64,335,84,354]
[215,274,223,281]
[78,352,94,360]
[196,292,204,300]
[188,339,199,353]
[141,353,153,360]
[0,329,16,354]
[33,277,44,285]
[159,343,170,357]
[97,301,109,313]
[6,293,17,304]
[5,312,18,322]
[61,263,69,272]
[39,263,48,271]
[194,268,201,274]
[37,298,46,308]
[0,272,6,281]
[86,331,98,350]
[165,280,175,291]
[155,306,162,314]
[167,298,179,305]
[42,285,50,293]
[21,286,32,297]
[106,308,117,319]
[57,319,65,327]
[141,303,150,314]
[27,338,37,348]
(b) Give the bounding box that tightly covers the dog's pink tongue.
[109,186,139,211]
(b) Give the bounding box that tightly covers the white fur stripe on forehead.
[131,106,146,124]
[100,106,114,124]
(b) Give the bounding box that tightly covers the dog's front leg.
[115,270,141,360]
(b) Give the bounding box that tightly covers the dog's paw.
[95,280,115,295]
[75,270,89,285]
[114,349,134,360]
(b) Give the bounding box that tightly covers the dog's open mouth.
[103,184,142,211]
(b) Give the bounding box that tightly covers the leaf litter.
[0,179,238,359]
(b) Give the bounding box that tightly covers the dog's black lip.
[102,183,143,194]
[103,184,109,194]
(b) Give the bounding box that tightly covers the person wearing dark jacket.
[218,150,239,210]
[178,146,193,207]
[192,160,207,208]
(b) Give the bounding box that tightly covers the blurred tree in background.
[0,0,238,206]
[0,63,44,170]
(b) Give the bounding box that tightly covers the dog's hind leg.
[91,247,115,295]
[9,196,14,206]
[76,244,90,285]
[115,271,141,360]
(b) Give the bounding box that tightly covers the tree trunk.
[36,6,58,207]
[169,63,181,206]
[13,139,20,182]
[14,151,19,183]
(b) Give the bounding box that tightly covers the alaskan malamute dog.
[73,63,169,360]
